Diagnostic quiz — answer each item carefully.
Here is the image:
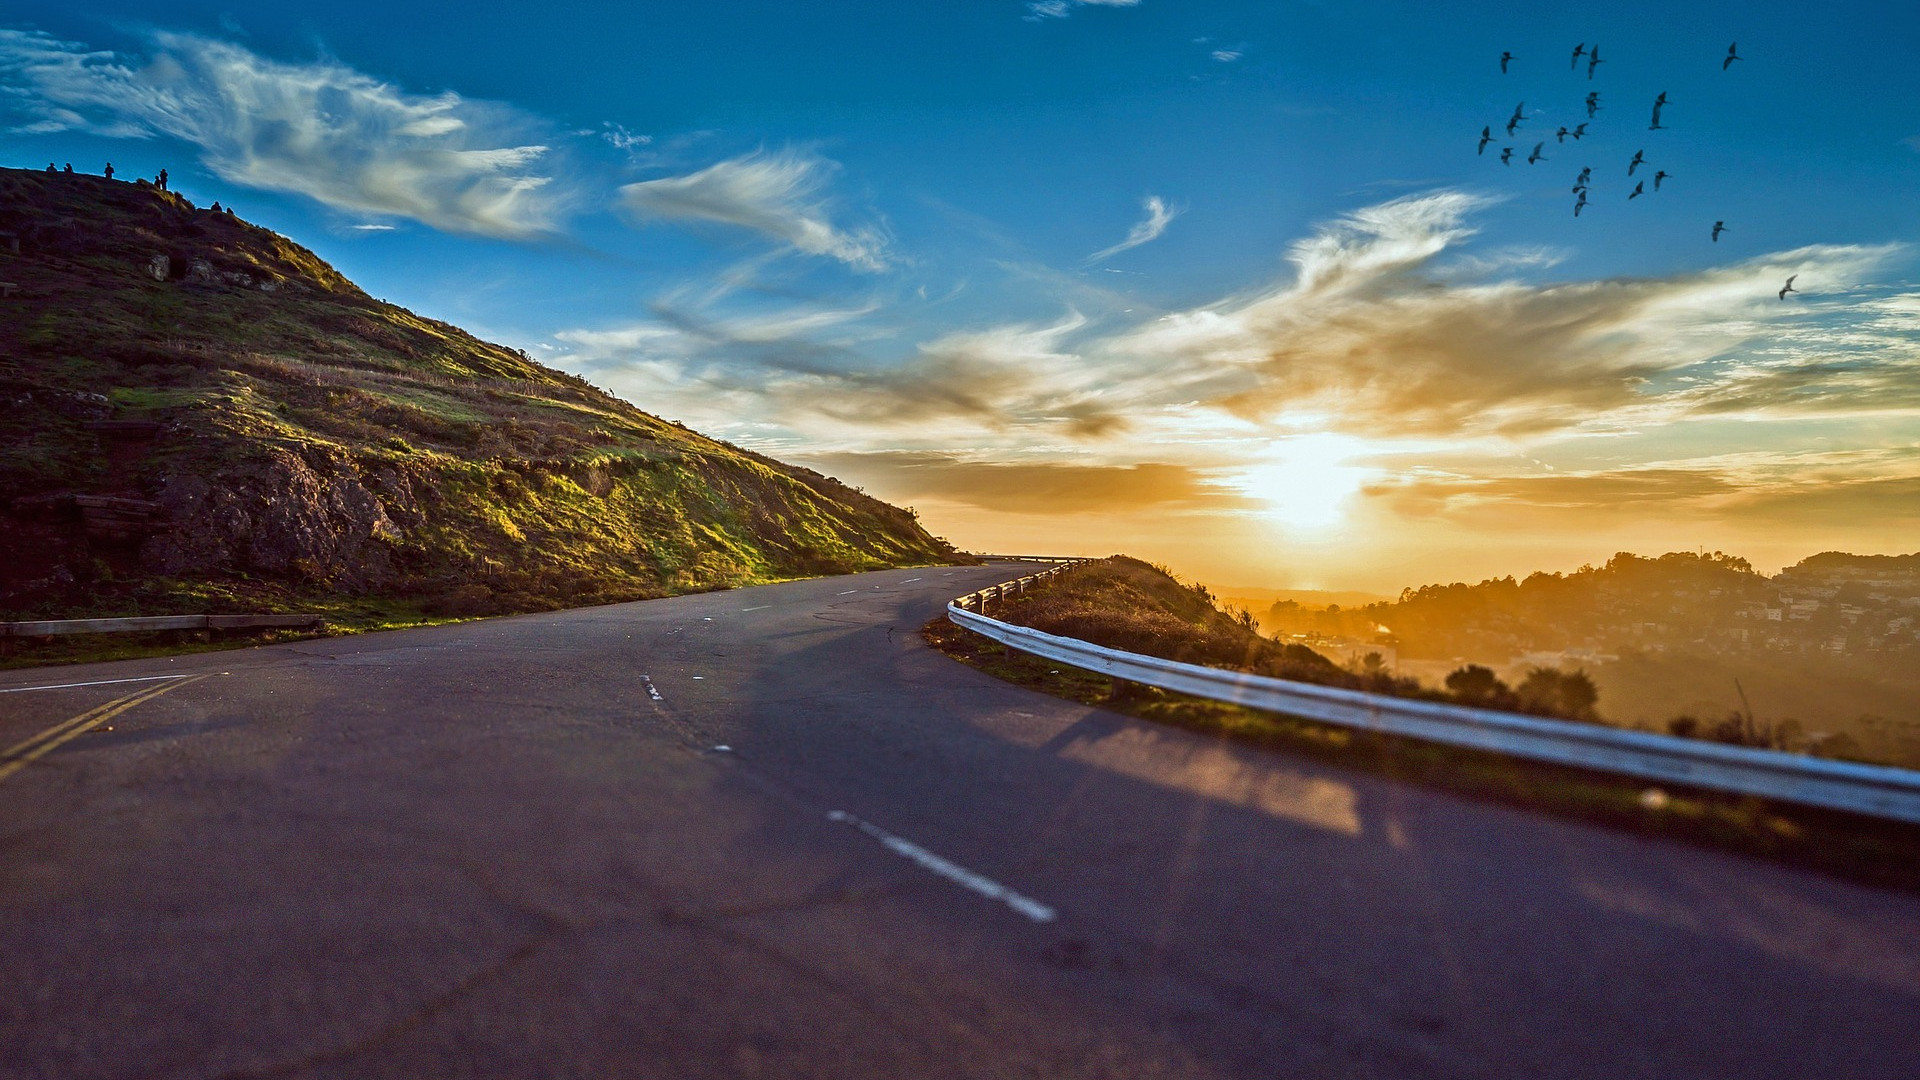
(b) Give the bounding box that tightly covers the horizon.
[5,1,1917,595]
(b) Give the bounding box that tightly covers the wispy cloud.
[618,149,890,271]
[798,452,1248,514]
[1087,195,1181,263]
[1364,449,1920,532]
[1107,192,1905,437]
[562,306,1122,443]
[598,122,652,152]
[1026,0,1141,21]
[0,29,560,238]
[1211,50,1243,63]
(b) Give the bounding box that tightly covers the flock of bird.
[1477,41,1791,299]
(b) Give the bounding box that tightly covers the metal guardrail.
[951,560,1087,613]
[947,570,1920,826]
[2,614,323,638]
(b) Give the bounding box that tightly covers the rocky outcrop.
[144,451,408,588]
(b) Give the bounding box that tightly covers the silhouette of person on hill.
[157,168,168,191]
[62,163,73,173]
[103,163,114,180]
[46,163,56,173]
[211,202,222,213]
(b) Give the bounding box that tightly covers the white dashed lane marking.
[741,605,771,612]
[826,810,1057,924]
[837,590,858,595]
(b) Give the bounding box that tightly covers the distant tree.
[1444,664,1511,707]
[1514,667,1600,722]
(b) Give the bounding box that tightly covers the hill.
[1261,550,1920,763]
[0,166,957,622]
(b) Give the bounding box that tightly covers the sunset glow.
[1235,436,1372,532]
[7,2,1913,593]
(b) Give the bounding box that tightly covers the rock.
[187,257,216,284]
[41,390,113,420]
[146,253,170,281]
[143,450,408,588]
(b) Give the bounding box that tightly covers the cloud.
[1026,0,1141,20]
[599,122,652,152]
[1107,192,1905,438]
[562,307,1126,442]
[1087,195,1181,263]
[618,149,890,270]
[798,452,1246,514]
[1364,449,1920,531]
[1211,50,1243,63]
[567,189,1917,534]
[0,29,559,238]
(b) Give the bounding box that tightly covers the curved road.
[2,565,1916,1078]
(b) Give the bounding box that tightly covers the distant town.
[1255,551,1920,670]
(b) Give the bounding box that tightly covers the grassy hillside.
[974,556,1605,721]
[0,166,958,625]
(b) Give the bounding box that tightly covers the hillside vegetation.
[975,557,1601,722]
[0,167,956,625]
[1265,549,1920,764]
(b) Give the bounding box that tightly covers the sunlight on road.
[1056,725,1363,836]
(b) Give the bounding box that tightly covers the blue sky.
[5,1,1918,589]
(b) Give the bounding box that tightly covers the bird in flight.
[1556,125,1570,143]
[1779,274,1798,300]
[1501,51,1515,74]
[1650,92,1669,129]
[1507,102,1526,136]
[1712,220,1727,241]
[1588,44,1604,80]
[1528,141,1547,165]
[1573,166,1592,190]
[1571,122,1589,140]
[1575,190,1589,216]
[1501,146,1514,165]
[1629,180,1645,200]
[1724,43,1741,70]
[1571,43,1586,71]
[1479,126,1494,154]
[1586,92,1601,118]
[1654,170,1670,191]
[1628,150,1646,175]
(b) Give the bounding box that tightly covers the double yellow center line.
[0,674,208,785]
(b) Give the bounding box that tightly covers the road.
[2,564,1916,1079]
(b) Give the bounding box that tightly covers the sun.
[1233,434,1372,531]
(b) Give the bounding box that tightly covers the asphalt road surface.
[3,564,1917,1079]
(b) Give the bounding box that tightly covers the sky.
[4,1,1918,593]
